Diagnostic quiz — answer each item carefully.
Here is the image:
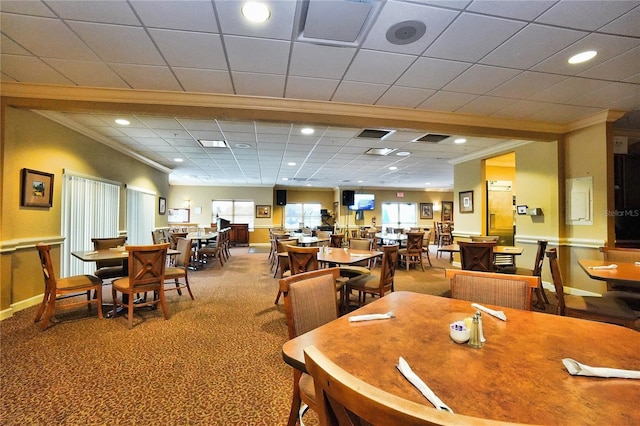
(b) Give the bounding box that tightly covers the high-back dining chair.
[279,268,341,426]
[340,238,375,277]
[287,245,320,276]
[445,269,538,310]
[546,249,637,329]
[164,237,195,300]
[421,230,433,267]
[459,241,496,272]
[91,236,128,282]
[398,232,425,271]
[514,240,548,308]
[347,244,399,306]
[112,243,170,329]
[305,345,472,426]
[330,234,344,248]
[34,243,103,330]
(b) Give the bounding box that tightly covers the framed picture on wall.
[256,205,271,218]
[21,168,54,208]
[441,201,453,222]
[158,197,166,215]
[419,203,433,219]
[459,190,474,213]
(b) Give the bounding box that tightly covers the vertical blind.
[62,173,120,276]
[126,187,155,246]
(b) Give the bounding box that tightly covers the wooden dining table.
[282,291,640,426]
[578,259,640,287]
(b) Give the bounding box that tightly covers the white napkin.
[562,358,640,379]
[397,357,453,413]
[471,303,507,321]
[85,251,98,255]
[588,264,618,270]
[349,311,394,322]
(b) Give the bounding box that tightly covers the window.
[126,187,155,245]
[381,202,417,230]
[212,200,254,229]
[285,203,321,229]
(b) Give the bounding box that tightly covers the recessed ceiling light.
[282,177,288,181]
[301,127,314,135]
[306,184,312,187]
[454,138,466,144]
[241,2,270,23]
[425,182,431,185]
[389,166,398,171]
[357,180,363,183]
[198,139,228,148]
[288,162,296,166]
[396,151,411,156]
[568,50,597,64]
[115,119,130,125]
[235,143,251,149]
[174,158,184,163]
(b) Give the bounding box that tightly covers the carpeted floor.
[0,245,547,425]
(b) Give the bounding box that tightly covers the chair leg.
[275,290,282,305]
[128,293,134,329]
[184,276,194,300]
[287,369,303,426]
[41,294,56,330]
[33,290,50,324]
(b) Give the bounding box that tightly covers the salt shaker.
[477,310,486,343]
[468,313,483,349]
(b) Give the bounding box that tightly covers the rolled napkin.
[471,303,507,321]
[588,264,618,270]
[396,357,453,413]
[84,251,98,255]
[562,358,640,379]
[349,311,394,322]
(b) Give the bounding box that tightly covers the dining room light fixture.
[568,50,597,64]
[242,2,270,23]
[115,119,130,125]
[454,138,466,144]
[174,158,184,163]
[301,127,314,135]
[396,151,411,156]
[288,162,296,166]
[365,147,395,156]
[389,166,398,170]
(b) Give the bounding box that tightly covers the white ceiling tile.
[397,57,470,89]
[492,99,557,120]
[43,59,129,88]
[47,0,139,25]
[1,14,99,60]
[456,96,519,116]
[527,103,602,123]
[481,24,586,69]
[528,77,612,104]
[443,65,521,95]
[488,71,568,99]
[131,0,218,32]
[0,54,73,85]
[535,0,637,31]
[225,36,289,74]
[231,72,286,97]
[375,86,436,108]
[1,1,56,17]
[344,50,415,84]
[149,29,226,69]
[578,47,640,82]
[285,76,339,101]
[216,0,295,40]
[362,1,458,55]
[599,7,640,37]
[424,14,525,62]
[109,63,182,90]
[332,81,389,104]
[68,21,165,65]
[570,82,640,108]
[1,34,31,55]
[289,42,355,79]
[417,91,478,111]
[466,1,555,20]
[173,68,234,94]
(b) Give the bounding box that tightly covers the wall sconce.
[183,199,190,208]
[433,202,441,212]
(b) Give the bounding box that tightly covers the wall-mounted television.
[349,193,375,211]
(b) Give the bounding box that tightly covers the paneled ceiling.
[2,0,639,189]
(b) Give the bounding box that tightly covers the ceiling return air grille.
[413,134,451,143]
[295,0,382,47]
[357,129,394,139]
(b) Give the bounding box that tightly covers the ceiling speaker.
[386,20,426,46]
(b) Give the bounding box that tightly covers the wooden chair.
[279,268,341,426]
[514,240,548,308]
[398,232,425,271]
[458,241,496,272]
[151,229,168,244]
[164,237,195,300]
[329,234,344,248]
[287,245,319,276]
[340,238,374,278]
[198,234,225,268]
[347,244,399,306]
[91,236,128,282]
[436,222,453,247]
[421,230,433,267]
[34,243,103,330]
[168,232,188,250]
[112,243,170,329]
[304,345,465,426]
[546,249,637,329]
[445,269,539,310]
[274,239,300,303]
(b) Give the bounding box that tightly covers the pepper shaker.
[468,313,483,349]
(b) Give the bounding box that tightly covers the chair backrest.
[599,247,640,262]
[531,240,548,276]
[378,245,399,293]
[169,232,188,250]
[151,230,168,244]
[349,238,373,251]
[445,269,537,310]
[459,241,496,272]
[279,268,340,339]
[124,243,169,291]
[404,232,424,254]
[316,230,332,240]
[91,237,128,268]
[422,231,432,247]
[277,238,299,253]
[287,245,319,275]
[330,234,344,248]
[545,248,566,316]
[36,244,57,293]
[174,238,193,269]
[304,345,460,426]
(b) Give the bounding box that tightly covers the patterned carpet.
[0,245,490,425]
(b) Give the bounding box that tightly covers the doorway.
[484,153,515,246]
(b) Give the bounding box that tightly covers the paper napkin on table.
[471,303,507,321]
[397,357,453,413]
[85,251,98,255]
[562,358,640,379]
[348,311,394,322]
[588,264,618,270]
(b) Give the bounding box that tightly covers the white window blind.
[62,173,120,276]
[126,187,155,245]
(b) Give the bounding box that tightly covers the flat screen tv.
[349,193,375,211]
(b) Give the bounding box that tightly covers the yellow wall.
[1,107,169,316]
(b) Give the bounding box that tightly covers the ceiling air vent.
[198,139,228,148]
[414,134,450,143]
[357,129,393,139]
